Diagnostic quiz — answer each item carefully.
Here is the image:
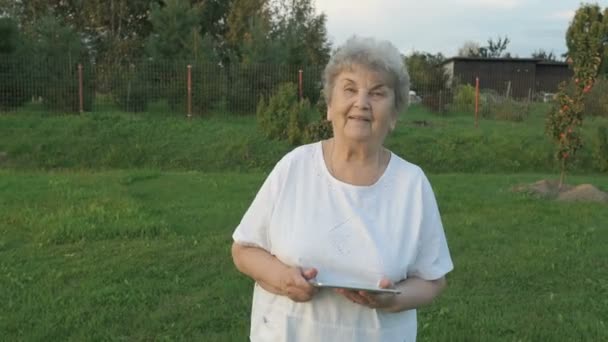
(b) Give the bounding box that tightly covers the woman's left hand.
[335,278,398,310]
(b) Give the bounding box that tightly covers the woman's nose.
[353,91,371,110]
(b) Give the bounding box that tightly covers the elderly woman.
[231,36,453,341]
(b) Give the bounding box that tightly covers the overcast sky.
[314,0,608,58]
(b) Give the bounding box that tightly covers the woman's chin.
[342,132,374,143]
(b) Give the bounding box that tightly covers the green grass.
[1,170,607,341]
[2,103,608,173]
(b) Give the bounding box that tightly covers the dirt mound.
[557,184,608,203]
[512,179,608,203]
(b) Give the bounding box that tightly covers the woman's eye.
[344,87,356,94]
[371,91,385,97]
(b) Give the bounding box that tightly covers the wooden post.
[78,64,84,113]
[187,65,192,118]
[298,69,303,101]
[475,77,480,128]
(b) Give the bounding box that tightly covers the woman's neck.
[325,137,389,186]
[330,137,383,164]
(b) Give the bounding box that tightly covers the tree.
[457,41,481,57]
[146,0,217,62]
[0,17,32,109]
[31,15,93,112]
[546,4,608,186]
[405,51,450,111]
[6,0,157,63]
[531,49,558,62]
[226,0,270,58]
[457,36,510,58]
[485,36,510,58]
[269,0,331,66]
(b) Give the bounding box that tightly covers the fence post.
[187,64,192,119]
[78,63,84,113]
[298,69,303,101]
[475,77,479,128]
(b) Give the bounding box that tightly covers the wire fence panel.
[1,56,574,117]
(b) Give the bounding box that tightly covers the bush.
[303,119,332,143]
[593,126,608,172]
[421,90,451,114]
[287,99,316,145]
[479,90,529,122]
[257,82,299,140]
[450,84,475,113]
[493,99,529,122]
[257,82,324,145]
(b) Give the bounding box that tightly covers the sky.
[314,0,608,58]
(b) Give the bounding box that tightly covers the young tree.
[546,4,608,187]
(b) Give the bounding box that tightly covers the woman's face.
[327,64,397,145]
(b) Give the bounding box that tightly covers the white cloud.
[547,10,575,20]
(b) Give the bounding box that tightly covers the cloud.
[546,10,575,20]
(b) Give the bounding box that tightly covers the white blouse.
[233,142,453,342]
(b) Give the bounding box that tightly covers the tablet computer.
[309,281,401,294]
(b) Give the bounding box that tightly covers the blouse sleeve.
[232,157,286,251]
[407,173,454,280]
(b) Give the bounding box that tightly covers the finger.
[301,268,318,280]
[378,278,393,289]
[288,286,314,302]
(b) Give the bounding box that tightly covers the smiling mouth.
[348,116,371,122]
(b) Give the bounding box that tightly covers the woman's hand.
[280,267,319,302]
[335,278,397,310]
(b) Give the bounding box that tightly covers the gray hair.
[323,36,410,112]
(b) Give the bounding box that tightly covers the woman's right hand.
[280,267,319,302]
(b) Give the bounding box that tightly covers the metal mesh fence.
[0,56,572,116]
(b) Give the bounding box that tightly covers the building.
[442,57,573,99]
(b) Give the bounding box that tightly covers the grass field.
[1,170,607,341]
[2,103,608,173]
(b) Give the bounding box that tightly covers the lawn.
[2,103,608,173]
[1,170,607,341]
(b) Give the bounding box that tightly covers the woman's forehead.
[336,64,393,86]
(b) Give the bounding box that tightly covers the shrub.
[303,119,332,143]
[257,82,299,140]
[450,84,475,113]
[287,99,315,145]
[593,126,608,172]
[493,99,529,122]
[421,90,451,114]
